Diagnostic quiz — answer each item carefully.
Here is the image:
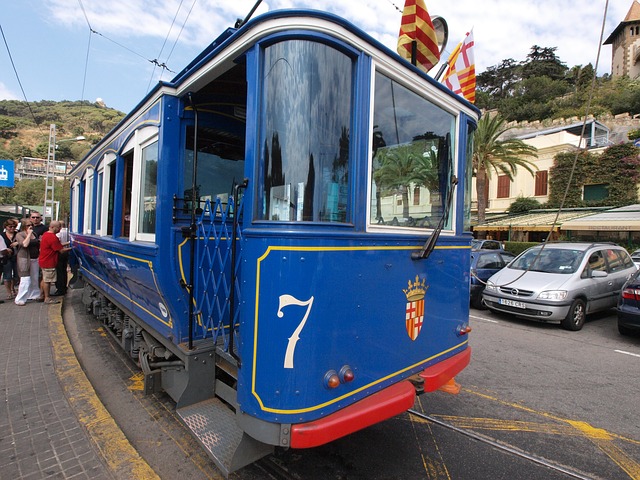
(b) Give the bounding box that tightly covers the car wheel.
[618,323,636,336]
[471,296,486,310]
[561,299,586,331]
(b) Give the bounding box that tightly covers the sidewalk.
[0,288,158,479]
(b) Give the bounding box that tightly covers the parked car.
[630,249,640,268]
[470,250,515,309]
[617,268,640,336]
[471,239,503,251]
[482,242,636,331]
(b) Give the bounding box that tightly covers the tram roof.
[72,9,479,175]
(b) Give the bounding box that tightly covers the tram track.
[408,409,595,480]
[253,456,300,480]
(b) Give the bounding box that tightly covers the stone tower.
[604,0,640,78]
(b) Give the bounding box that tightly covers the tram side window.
[96,170,103,233]
[107,162,116,236]
[122,151,133,237]
[83,170,94,234]
[138,140,158,235]
[258,40,352,223]
[370,72,456,229]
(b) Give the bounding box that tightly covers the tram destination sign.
[0,159,15,188]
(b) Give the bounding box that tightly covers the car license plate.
[499,298,526,309]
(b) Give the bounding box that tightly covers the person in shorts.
[38,221,71,304]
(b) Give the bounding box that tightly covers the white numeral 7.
[277,294,314,369]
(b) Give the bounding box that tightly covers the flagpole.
[433,62,448,81]
[411,40,417,66]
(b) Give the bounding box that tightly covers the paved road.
[65,288,640,479]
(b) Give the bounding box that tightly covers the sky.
[0,0,631,115]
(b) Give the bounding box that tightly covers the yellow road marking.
[410,403,451,479]
[428,387,640,480]
[128,372,145,391]
[49,302,160,480]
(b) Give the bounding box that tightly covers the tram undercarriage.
[76,278,466,477]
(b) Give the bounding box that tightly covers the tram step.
[177,397,272,477]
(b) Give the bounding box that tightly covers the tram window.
[96,170,103,233]
[106,162,116,236]
[184,125,246,215]
[83,169,94,234]
[122,151,133,238]
[138,140,158,235]
[463,120,475,232]
[258,40,352,223]
[370,72,456,230]
[71,180,80,233]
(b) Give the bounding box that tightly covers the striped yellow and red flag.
[442,30,476,103]
[397,0,440,73]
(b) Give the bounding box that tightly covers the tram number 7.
[277,294,314,369]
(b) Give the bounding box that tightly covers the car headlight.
[538,290,568,300]
[484,282,496,291]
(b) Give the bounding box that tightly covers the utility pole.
[44,124,56,223]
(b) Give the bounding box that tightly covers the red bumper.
[420,346,471,392]
[290,347,471,448]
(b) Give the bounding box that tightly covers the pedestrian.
[29,211,47,298]
[38,220,71,304]
[1,218,20,298]
[14,218,42,306]
[0,233,7,303]
[30,210,47,238]
[54,220,69,296]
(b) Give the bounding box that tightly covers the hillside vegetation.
[0,99,125,163]
[477,45,640,121]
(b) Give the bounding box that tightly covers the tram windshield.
[370,72,456,230]
[258,40,353,223]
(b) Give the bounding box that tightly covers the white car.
[482,242,636,331]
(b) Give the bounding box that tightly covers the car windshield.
[509,248,584,274]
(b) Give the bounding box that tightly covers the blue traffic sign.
[0,159,15,188]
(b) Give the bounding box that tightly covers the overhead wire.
[147,0,189,91]
[0,22,41,126]
[543,0,610,243]
[163,0,198,73]
[476,0,611,292]
[76,0,178,104]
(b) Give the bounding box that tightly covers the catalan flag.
[397,0,440,73]
[442,30,476,103]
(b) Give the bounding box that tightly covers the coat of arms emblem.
[403,276,428,341]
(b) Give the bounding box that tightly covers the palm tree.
[473,113,538,225]
[374,144,422,219]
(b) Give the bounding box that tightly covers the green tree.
[521,45,567,81]
[473,114,538,225]
[508,196,541,213]
[374,143,423,219]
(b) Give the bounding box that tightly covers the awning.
[474,208,608,232]
[561,204,640,231]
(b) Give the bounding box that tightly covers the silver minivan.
[482,242,636,330]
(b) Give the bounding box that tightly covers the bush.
[504,241,539,256]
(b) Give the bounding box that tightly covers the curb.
[48,300,160,480]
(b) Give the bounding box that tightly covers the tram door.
[181,65,248,348]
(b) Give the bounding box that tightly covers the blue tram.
[69,9,478,475]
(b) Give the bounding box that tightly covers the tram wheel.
[561,299,586,331]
